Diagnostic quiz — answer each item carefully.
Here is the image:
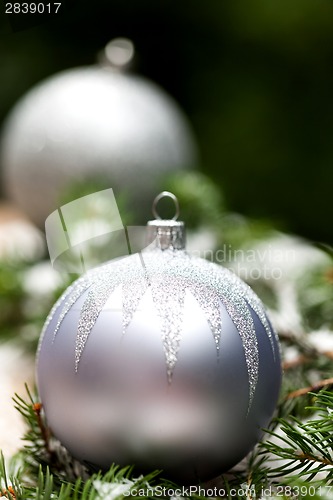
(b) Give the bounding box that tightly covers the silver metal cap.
[147,192,186,250]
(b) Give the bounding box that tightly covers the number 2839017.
[5,3,61,14]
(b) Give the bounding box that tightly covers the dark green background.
[1,0,332,243]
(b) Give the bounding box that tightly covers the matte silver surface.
[37,248,282,483]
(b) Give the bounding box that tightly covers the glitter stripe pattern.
[48,249,276,410]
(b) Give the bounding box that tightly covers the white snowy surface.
[230,232,330,283]
[0,209,44,262]
[0,343,34,456]
[23,261,63,296]
[229,233,331,336]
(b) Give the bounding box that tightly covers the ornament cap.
[147,191,185,250]
[147,219,186,251]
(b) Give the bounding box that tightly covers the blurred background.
[0,0,333,242]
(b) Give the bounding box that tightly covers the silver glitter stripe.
[122,262,149,334]
[53,277,92,342]
[150,275,186,383]
[144,251,260,407]
[183,258,259,409]
[75,273,123,371]
[36,290,69,360]
[220,296,258,409]
[75,254,144,369]
[189,283,222,355]
[160,256,222,352]
[228,270,277,359]
[51,263,108,343]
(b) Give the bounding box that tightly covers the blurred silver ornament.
[1,38,197,226]
[36,192,281,484]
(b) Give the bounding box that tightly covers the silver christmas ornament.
[1,39,197,226]
[36,192,281,484]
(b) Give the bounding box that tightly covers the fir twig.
[261,390,333,485]
[32,404,50,455]
[287,378,333,399]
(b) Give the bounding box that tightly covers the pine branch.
[260,391,333,484]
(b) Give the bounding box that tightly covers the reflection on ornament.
[1,39,197,226]
[37,192,281,484]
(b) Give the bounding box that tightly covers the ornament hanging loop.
[152,191,180,221]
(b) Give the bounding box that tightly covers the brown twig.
[286,377,333,399]
[0,487,16,499]
[33,402,51,455]
[296,451,333,467]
